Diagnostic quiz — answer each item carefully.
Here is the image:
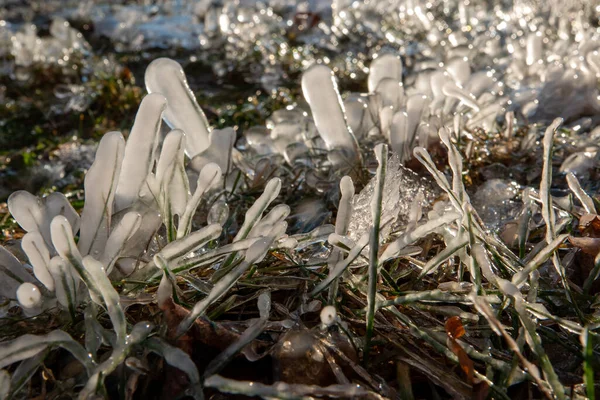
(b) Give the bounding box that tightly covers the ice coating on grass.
[190,128,236,174]
[0,370,9,399]
[78,131,125,258]
[115,93,167,212]
[100,212,142,274]
[442,82,479,112]
[301,64,359,162]
[389,111,409,159]
[257,291,271,320]
[82,256,127,342]
[0,246,35,299]
[7,191,51,246]
[177,163,222,239]
[336,176,355,236]
[379,211,461,263]
[145,58,211,157]
[21,232,54,291]
[234,178,282,242]
[368,54,403,93]
[16,283,42,309]
[47,256,78,314]
[405,94,430,145]
[177,236,275,336]
[152,129,189,240]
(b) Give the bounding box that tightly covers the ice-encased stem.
[21,232,54,291]
[0,330,94,375]
[328,176,355,304]
[364,144,387,363]
[177,237,273,337]
[78,131,125,258]
[145,58,211,157]
[82,256,127,344]
[301,64,360,163]
[115,93,167,212]
[368,53,403,93]
[177,163,222,239]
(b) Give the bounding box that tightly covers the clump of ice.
[472,179,521,229]
[347,154,438,242]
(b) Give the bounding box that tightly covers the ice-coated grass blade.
[0,369,9,400]
[177,237,274,337]
[82,256,127,343]
[47,256,78,320]
[368,53,403,93]
[211,178,281,282]
[145,58,211,157]
[539,118,584,321]
[301,64,360,163]
[310,233,369,296]
[51,215,101,301]
[442,82,479,112]
[145,337,201,398]
[79,322,153,400]
[566,172,595,214]
[44,192,80,236]
[405,95,430,146]
[380,212,461,263]
[418,234,469,278]
[413,147,461,211]
[100,211,142,275]
[190,128,235,174]
[156,129,190,241]
[365,143,387,363]
[7,191,51,247]
[0,330,94,375]
[78,131,125,258]
[328,176,355,304]
[152,224,222,270]
[540,118,563,243]
[21,232,54,291]
[203,292,270,378]
[389,111,409,160]
[177,163,222,239]
[204,375,381,399]
[512,234,569,286]
[438,127,467,204]
[470,294,554,399]
[581,327,595,400]
[170,238,259,275]
[0,246,35,299]
[115,93,167,212]
[6,352,47,400]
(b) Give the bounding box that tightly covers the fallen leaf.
[568,236,600,255]
[445,317,474,385]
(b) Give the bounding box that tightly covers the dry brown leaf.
[568,236,600,255]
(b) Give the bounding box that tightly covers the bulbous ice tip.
[17,282,42,309]
[320,305,338,328]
